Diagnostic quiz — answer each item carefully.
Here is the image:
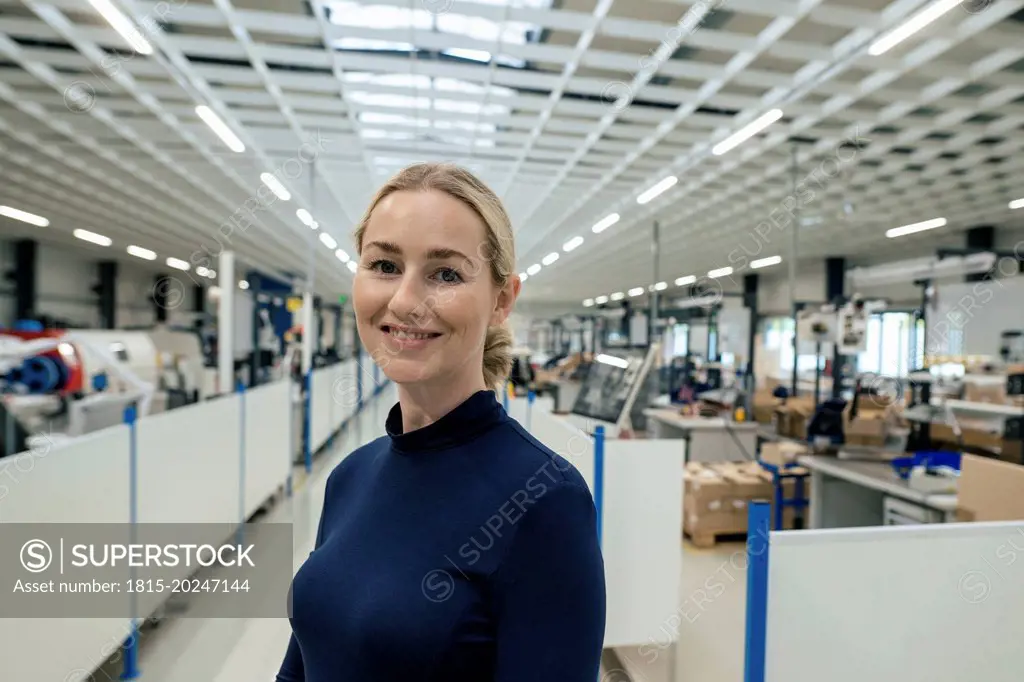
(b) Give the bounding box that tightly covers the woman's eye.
[370,260,399,275]
[435,268,462,284]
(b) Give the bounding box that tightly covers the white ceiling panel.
[0,0,1021,302]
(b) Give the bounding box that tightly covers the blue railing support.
[743,500,771,682]
[237,381,247,546]
[526,389,535,432]
[594,425,605,547]
[303,370,313,473]
[121,405,140,680]
[502,381,510,412]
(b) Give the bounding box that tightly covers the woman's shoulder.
[489,419,592,494]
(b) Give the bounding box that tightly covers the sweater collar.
[386,389,505,452]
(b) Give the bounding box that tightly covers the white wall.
[0,239,179,329]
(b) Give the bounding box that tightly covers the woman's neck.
[396,370,489,433]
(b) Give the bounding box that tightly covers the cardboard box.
[846,414,889,447]
[760,441,810,467]
[957,454,1024,521]
[930,423,1003,453]
[774,399,814,440]
[963,380,1007,405]
[683,462,803,538]
[753,391,779,425]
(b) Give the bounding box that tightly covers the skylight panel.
[434,78,514,98]
[343,73,432,89]
[359,112,428,127]
[335,38,415,52]
[329,2,432,30]
[348,92,430,109]
[432,99,510,116]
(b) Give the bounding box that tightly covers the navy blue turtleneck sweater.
[276,389,606,682]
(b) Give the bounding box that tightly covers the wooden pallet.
[684,528,749,549]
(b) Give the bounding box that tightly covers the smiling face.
[353,189,517,391]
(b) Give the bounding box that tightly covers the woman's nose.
[387,274,432,324]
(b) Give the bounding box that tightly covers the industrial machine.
[0,325,213,457]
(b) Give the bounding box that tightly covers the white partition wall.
[603,439,684,648]
[309,364,337,452]
[244,381,292,518]
[516,403,686,650]
[764,522,1024,682]
[0,428,135,682]
[309,360,365,453]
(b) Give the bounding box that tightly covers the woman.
[276,163,606,681]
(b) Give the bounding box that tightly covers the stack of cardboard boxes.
[957,454,1024,521]
[683,461,805,547]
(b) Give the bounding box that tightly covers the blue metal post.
[303,370,312,473]
[744,500,771,682]
[502,381,509,412]
[237,381,246,546]
[593,425,605,547]
[526,389,535,432]
[121,405,140,680]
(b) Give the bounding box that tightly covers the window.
[858,312,914,377]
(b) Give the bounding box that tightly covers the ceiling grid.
[0,0,1020,302]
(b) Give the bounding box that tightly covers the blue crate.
[891,451,961,480]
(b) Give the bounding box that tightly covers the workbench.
[642,408,759,463]
[798,455,958,529]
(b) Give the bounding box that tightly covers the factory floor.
[92,385,748,682]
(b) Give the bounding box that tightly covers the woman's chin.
[379,358,439,385]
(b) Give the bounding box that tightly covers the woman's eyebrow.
[426,247,470,261]
[364,240,401,254]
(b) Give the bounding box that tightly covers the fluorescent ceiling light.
[73,228,111,246]
[583,299,594,307]
[675,275,696,286]
[519,272,529,282]
[1010,198,1024,210]
[87,0,153,55]
[259,173,291,201]
[751,255,782,269]
[595,295,609,304]
[654,281,668,291]
[207,269,217,279]
[886,217,946,239]
[712,109,784,156]
[592,213,621,234]
[527,264,541,276]
[319,232,338,249]
[708,266,733,278]
[335,249,350,263]
[444,48,491,62]
[628,287,645,297]
[166,257,190,271]
[195,105,245,153]
[347,260,358,273]
[0,205,49,227]
[296,208,314,227]
[195,266,210,277]
[127,245,156,260]
[239,280,249,290]
[868,0,961,56]
[542,252,559,266]
[637,176,678,205]
[610,292,624,301]
[596,353,629,369]
[563,236,584,252]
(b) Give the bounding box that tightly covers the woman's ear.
[491,275,520,326]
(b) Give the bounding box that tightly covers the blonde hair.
[354,162,516,389]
